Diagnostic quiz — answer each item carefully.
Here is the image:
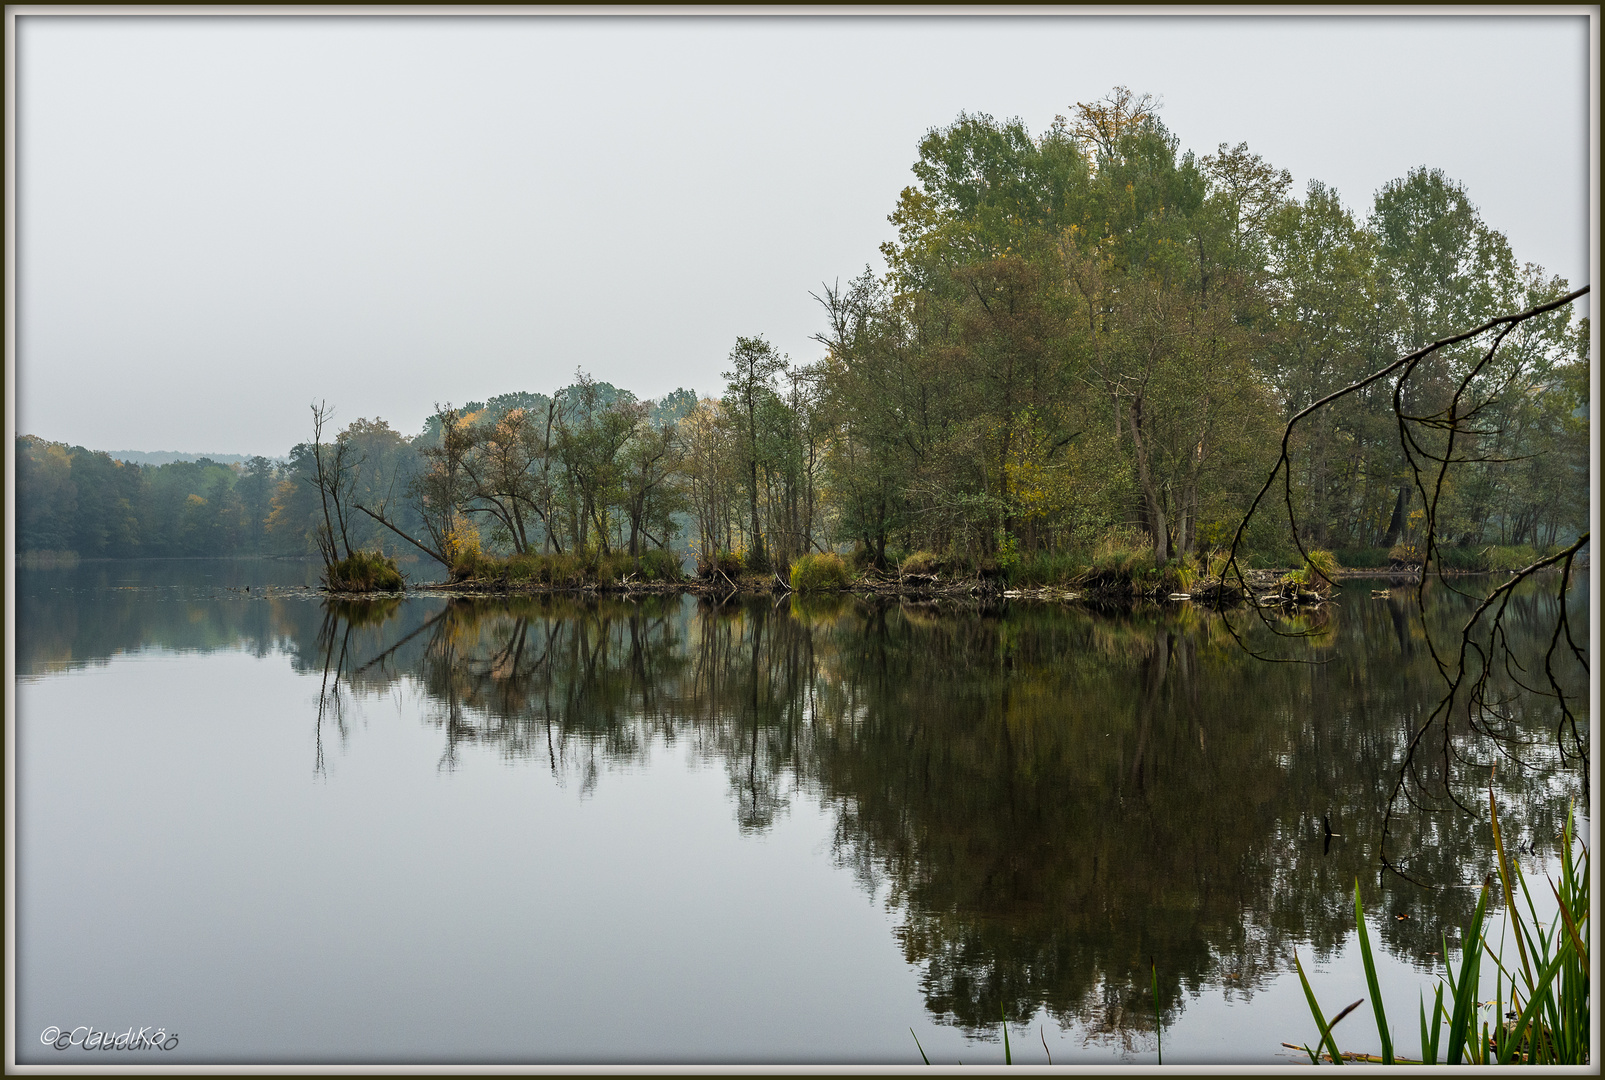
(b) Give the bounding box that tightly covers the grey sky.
[13,12,1594,457]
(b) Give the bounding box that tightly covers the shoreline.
[315,562,1573,604]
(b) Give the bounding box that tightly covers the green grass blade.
[1444,884,1489,1064]
[1423,981,1444,1064]
[1001,1003,1010,1065]
[910,1027,929,1066]
[1489,785,1536,990]
[1353,879,1394,1064]
[1419,992,1432,1066]
[1551,878,1590,971]
[1151,960,1162,1066]
[1506,944,1570,1063]
[1293,950,1344,1065]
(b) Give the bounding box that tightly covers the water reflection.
[284,585,1584,1039]
[15,562,1585,1045]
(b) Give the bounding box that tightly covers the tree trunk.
[1128,396,1170,562]
[1382,486,1410,547]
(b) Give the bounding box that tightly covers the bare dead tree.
[308,401,363,566]
[1212,285,1590,876]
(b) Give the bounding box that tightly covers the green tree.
[722,336,789,570]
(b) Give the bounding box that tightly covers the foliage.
[789,552,850,593]
[442,547,679,588]
[16,90,1584,588]
[322,549,405,593]
[1005,550,1084,587]
[698,549,745,580]
[1285,548,1342,591]
[633,548,683,582]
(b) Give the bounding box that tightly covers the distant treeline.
[18,89,1589,572]
[16,385,695,562]
[105,450,266,467]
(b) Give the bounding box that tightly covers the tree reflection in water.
[305,585,1585,1043]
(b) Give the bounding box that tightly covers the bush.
[542,552,584,586]
[900,550,942,576]
[504,552,544,582]
[1287,548,1342,589]
[1388,539,1424,566]
[1199,547,1236,580]
[1092,526,1152,568]
[790,552,850,593]
[593,552,634,584]
[635,548,683,582]
[324,549,405,592]
[449,550,499,583]
[1075,549,1195,597]
[695,548,746,580]
[1131,559,1194,595]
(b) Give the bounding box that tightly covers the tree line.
[18,88,1587,574]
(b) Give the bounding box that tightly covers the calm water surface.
[14,559,1589,1064]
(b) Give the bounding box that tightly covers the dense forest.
[17,90,1589,576]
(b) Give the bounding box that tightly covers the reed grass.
[1292,791,1588,1065]
[1152,960,1163,1065]
[789,552,849,593]
[322,549,404,592]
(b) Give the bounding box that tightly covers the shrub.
[1093,526,1152,567]
[1389,539,1424,566]
[635,548,682,582]
[450,550,499,583]
[900,550,942,576]
[324,549,405,592]
[594,552,634,584]
[790,552,850,593]
[543,552,584,586]
[1288,548,1342,589]
[504,552,544,582]
[1167,559,1197,593]
[1199,547,1235,579]
[695,548,746,580]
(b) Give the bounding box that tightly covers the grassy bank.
[410,531,1579,600]
[448,548,684,588]
[411,533,1342,603]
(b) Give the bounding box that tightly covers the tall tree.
[721,336,788,570]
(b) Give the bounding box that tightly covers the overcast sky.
[13,12,1595,457]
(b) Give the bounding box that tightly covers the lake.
[12,558,1588,1065]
